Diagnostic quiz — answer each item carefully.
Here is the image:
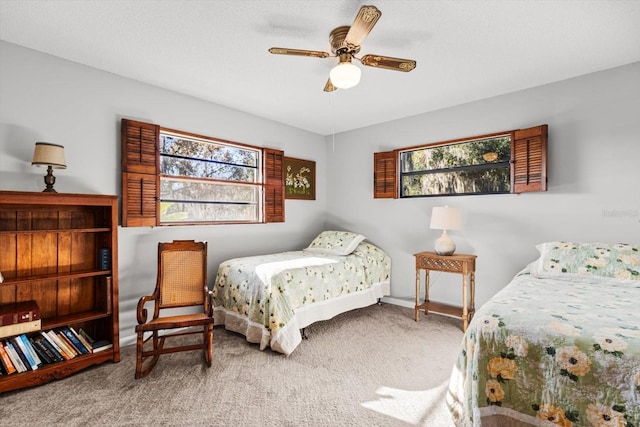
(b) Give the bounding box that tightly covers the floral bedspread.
[212,241,391,355]
[448,269,640,426]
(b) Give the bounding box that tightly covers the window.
[159,131,261,224]
[121,119,284,226]
[400,134,511,197]
[374,125,547,199]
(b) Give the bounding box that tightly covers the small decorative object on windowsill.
[32,142,67,193]
[482,151,498,162]
[429,206,462,256]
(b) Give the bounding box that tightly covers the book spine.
[0,319,41,339]
[0,308,40,326]
[42,331,71,361]
[12,336,37,370]
[0,301,41,325]
[37,334,64,362]
[78,328,95,346]
[0,300,41,326]
[19,334,42,367]
[49,331,76,359]
[0,341,17,374]
[9,338,33,371]
[70,327,93,354]
[29,337,54,365]
[92,340,114,353]
[57,332,80,356]
[61,327,88,354]
[4,342,27,373]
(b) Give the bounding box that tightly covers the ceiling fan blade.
[360,54,417,72]
[344,5,382,49]
[269,47,330,58]
[324,78,337,92]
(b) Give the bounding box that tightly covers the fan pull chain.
[330,91,336,152]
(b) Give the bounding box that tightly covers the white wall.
[325,61,640,310]
[2,40,639,345]
[0,41,327,345]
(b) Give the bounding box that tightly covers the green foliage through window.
[159,132,261,223]
[400,135,511,197]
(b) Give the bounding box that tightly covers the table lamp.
[32,142,67,192]
[429,206,462,255]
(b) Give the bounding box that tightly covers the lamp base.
[434,231,456,256]
[43,165,58,192]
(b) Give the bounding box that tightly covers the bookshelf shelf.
[0,227,111,235]
[42,310,113,330]
[6,351,114,390]
[0,191,120,393]
[0,269,113,286]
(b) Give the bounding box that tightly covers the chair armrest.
[206,289,214,318]
[136,294,158,325]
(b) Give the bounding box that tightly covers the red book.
[0,301,40,326]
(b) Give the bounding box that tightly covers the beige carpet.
[1,304,463,426]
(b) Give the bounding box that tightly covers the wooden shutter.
[511,124,548,194]
[263,148,284,223]
[373,151,398,198]
[121,119,159,227]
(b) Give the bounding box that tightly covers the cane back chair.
[135,240,213,379]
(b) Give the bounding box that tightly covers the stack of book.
[0,300,41,339]
[0,301,112,376]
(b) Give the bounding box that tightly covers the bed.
[211,231,391,355]
[447,241,640,427]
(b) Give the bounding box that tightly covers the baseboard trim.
[381,296,464,321]
[380,296,414,309]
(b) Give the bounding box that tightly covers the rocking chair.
[135,240,213,379]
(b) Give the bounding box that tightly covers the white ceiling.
[1,0,639,136]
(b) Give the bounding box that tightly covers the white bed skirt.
[213,280,391,356]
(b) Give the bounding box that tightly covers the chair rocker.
[135,240,214,379]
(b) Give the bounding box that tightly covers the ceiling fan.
[268,5,417,92]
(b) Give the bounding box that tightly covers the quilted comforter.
[212,241,391,355]
[448,242,640,427]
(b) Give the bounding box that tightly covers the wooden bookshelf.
[0,191,120,393]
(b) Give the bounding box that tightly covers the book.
[0,300,40,326]
[12,336,37,370]
[9,338,32,371]
[17,334,42,368]
[57,331,80,356]
[92,340,113,353]
[78,328,95,346]
[0,319,41,339]
[29,337,54,365]
[42,331,71,360]
[0,341,17,374]
[4,342,26,373]
[35,334,64,362]
[49,330,78,359]
[70,326,93,354]
[61,327,89,354]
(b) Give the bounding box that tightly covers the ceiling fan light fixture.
[330,61,361,89]
[268,5,416,92]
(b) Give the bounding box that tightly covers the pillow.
[303,231,366,256]
[530,241,640,282]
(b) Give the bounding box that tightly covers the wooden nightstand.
[414,251,477,332]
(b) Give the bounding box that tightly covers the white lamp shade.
[430,206,462,255]
[329,62,361,89]
[32,142,67,169]
[429,206,462,231]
